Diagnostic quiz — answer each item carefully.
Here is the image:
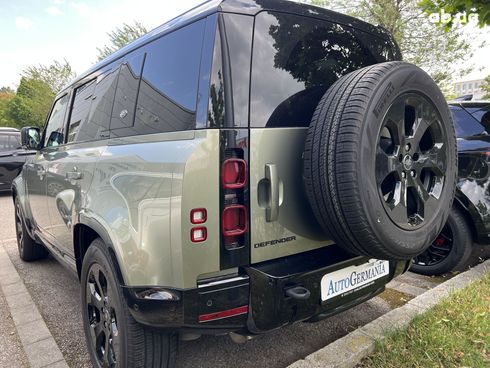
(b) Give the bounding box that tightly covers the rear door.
[248,11,400,263]
[46,63,121,259]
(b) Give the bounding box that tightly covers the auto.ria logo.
[428,9,479,25]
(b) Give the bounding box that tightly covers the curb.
[0,243,69,368]
[288,259,490,368]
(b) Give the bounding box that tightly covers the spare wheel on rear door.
[303,61,457,260]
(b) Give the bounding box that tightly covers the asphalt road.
[0,192,444,368]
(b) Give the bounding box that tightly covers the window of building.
[44,95,69,148]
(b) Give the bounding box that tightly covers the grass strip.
[359,272,490,368]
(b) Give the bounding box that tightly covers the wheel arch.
[74,216,126,286]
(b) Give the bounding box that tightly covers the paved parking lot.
[0,192,447,368]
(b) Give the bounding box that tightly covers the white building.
[454,79,487,100]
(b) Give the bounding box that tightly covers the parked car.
[412,100,490,275]
[0,127,35,192]
[12,0,457,367]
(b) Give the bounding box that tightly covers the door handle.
[66,171,83,180]
[265,163,279,222]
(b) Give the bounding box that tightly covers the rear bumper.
[123,246,410,334]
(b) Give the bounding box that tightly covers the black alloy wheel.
[86,263,120,368]
[15,200,25,254]
[376,93,447,230]
[413,224,453,266]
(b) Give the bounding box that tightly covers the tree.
[7,78,54,128]
[482,75,490,99]
[0,87,16,127]
[22,60,75,93]
[307,0,472,98]
[419,0,490,28]
[96,22,148,61]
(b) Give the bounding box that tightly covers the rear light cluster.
[221,149,248,250]
[190,208,207,242]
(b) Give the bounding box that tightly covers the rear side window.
[44,95,69,147]
[250,12,399,128]
[132,19,205,136]
[68,65,119,143]
[450,105,486,137]
[463,105,490,133]
[0,134,21,151]
[109,53,145,137]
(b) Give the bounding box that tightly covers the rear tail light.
[191,227,207,243]
[222,205,247,236]
[222,159,247,189]
[220,141,250,267]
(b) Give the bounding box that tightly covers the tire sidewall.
[81,240,128,368]
[411,208,473,275]
[359,64,457,257]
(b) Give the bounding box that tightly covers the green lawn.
[359,272,490,368]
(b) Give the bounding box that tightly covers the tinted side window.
[44,95,69,147]
[109,53,145,138]
[450,105,485,137]
[133,19,205,135]
[250,12,399,128]
[464,105,490,133]
[67,79,97,142]
[68,66,119,143]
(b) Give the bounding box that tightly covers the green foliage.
[0,88,16,127]
[7,77,55,128]
[96,22,148,62]
[361,273,490,367]
[22,60,75,93]
[419,0,490,28]
[482,75,490,99]
[308,0,472,99]
[1,60,76,128]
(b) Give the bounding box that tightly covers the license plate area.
[320,259,390,301]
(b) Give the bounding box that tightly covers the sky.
[0,0,489,89]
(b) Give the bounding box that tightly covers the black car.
[412,100,490,275]
[0,127,36,192]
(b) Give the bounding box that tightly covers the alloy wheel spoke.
[385,99,407,146]
[376,146,399,184]
[388,180,408,223]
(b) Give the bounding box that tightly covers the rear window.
[450,105,486,137]
[250,12,400,128]
[0,134,21,151]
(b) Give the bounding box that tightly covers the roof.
[449,101,490,106]
[0,127,20,133]
[63,0,391,93]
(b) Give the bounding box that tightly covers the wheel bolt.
[411,170,416,177]
[401,171,406,179]
[405,143,411,152]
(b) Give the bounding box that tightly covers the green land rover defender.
[12,0,456,366]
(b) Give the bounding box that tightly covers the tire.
[303,61,457,260]
[411,206,474,275]
[81,238,177,368]
[14,196,48,261]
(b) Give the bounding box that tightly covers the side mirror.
[20,127,41,150]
